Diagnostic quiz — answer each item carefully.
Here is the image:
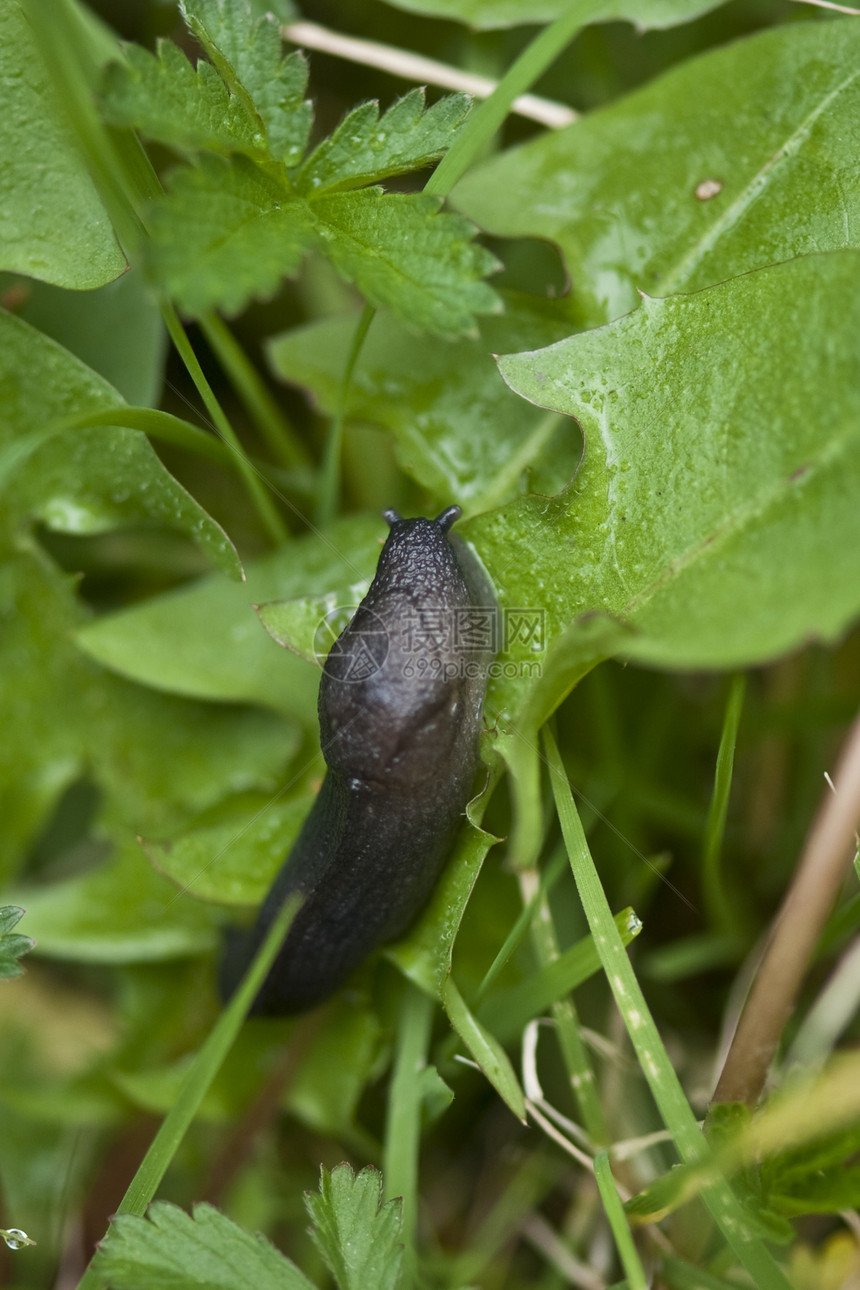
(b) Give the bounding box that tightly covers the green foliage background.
[1,1,860,1288]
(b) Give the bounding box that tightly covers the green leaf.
[0,907,34,980]
[454,20,860,324]
[256,588,367,664]
[478,907,643,1041]
[376,0,726,32]
[7,270,166,407]
[496,251,860,671]
[0,547,294,881]
[0,311,240,579]
[442,977,526,1121]
[305,1164,403,1290]
[101,39,263,156]
[267,298,574,507]
[314,189,501,338]
[147,154,317,317]
[141,788,318,906]
[388,800,500,995]
[0,0,125,287]
[296,88,470,195]
[148,158,500,335]
[8,840,220,964]
[181,0,312,164]
[94,1200,318,1290]
[75,514,383,721]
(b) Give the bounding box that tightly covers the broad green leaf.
[296,88,470,195]
[142,788,319,906]
[0,311,239,578]
[305,1164,403,1290]
[314,189,500,338]
[75,514,383,720]
[8,841,220,963]
[181,0,312,164]
[377,0,725,30]
[94,1200,317,1290]
[147,154,317,317]
[267,297,577,508]
[0,0,125,287]
[101,39,263,156]
[0,907,34,980]
[6,270,166,407]
[0,548,294,881]
[495,251,860,672]
[454,20,860,324]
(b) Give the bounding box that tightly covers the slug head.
[319,508,490,792]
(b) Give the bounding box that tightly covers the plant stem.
[542,725,792,1289]
[162,304,289,545]
[76,893,302,1290]
[712,705,860,1107]
[383,985,435,1288]
[200,314,311,470]
[702,674,747,937]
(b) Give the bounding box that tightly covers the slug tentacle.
[220,507,495,1015]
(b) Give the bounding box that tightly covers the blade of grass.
[383,984,435,1289]
[523,869,609,1144]
[315,303,375,526]
[325,0,594,515]
[425,0,604,200]
[477,906,642,1042]
[443,976,526,1122]
[200,313,311,472]
[473,846,569,1007]
[541,725,792,1290]
[702,674,746,937]
[593,1152,647,1290]
[74,892,302,1290]
[161,302,289,545]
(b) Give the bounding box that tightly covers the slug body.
[222,506,493,1015]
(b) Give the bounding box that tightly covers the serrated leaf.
[147,153,316,316]
[94,1200,317,1290]
[101,39,262,156]
[454,20,860,325]
[0,907,34,980]
[0,1,125,287]
[181,0,312,163]
[314,188,501,337]
[305,1164,403,1290]
[297,88,470,195]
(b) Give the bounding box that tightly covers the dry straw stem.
[282,21,578,129]
[713,706,860,1107]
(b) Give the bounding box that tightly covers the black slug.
[221,505,494,1014]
